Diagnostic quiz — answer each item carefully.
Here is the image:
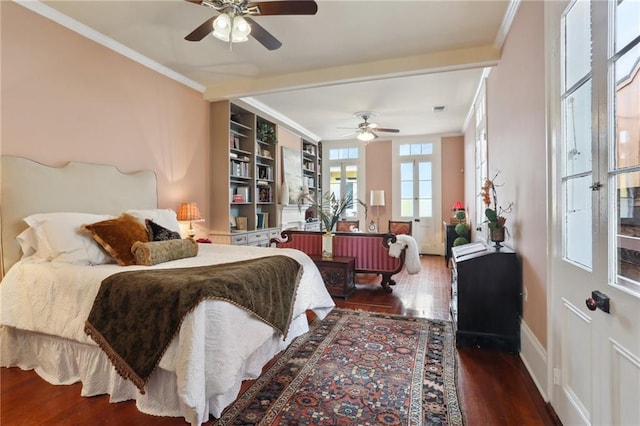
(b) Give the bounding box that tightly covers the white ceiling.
[32,0,514,141]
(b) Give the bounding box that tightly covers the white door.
[393,140,441,254]
[549,1,640,424]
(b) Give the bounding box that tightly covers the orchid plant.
[480,171,513,231]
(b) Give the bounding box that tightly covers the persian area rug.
[213,308,463,425]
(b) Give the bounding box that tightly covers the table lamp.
[370,190,385,232]
[177,202,204,238]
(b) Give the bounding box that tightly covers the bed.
[0,156,335,424]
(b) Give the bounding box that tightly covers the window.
[474,76,489,235]
[325,142,364,221]
[610,0,640,290]
[560,0,640,293]
[398,143,434,218]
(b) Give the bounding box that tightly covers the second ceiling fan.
[184,0,318,50]
[340,112,400,142]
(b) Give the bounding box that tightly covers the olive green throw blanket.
[84,255,303,393]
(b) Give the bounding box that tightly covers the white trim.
[494,0,522,49]
[520,320,549,402]
[240,97,321,143]
[14,0,205,93]
[463,68,492,132]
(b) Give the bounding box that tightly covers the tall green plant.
[299,191,367,233]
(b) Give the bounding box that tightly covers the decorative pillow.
[126,209,181,234]
[23,212,115,265]
[82,213,149,266]
[146,219,181,241]
[131,238,198,266]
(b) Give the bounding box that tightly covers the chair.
[388,220,412,235]
[336,220,359,232]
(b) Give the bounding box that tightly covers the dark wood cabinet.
[450,243,521,352]
[310,256,355,299]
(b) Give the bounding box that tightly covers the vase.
[280,181,289,205]
[322,233,334,258]
[490,227,505,248]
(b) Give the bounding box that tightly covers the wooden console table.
[310,255,355,298]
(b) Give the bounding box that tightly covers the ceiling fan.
[339,112,400,142]
[184,0,318,50]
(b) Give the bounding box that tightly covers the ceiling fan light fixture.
[211,13,251,43]
[232,15,251,41]
[357,130,375,142]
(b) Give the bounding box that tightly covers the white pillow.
[23,212,115,265]
[126,209,181,234]
[16,227,43,260]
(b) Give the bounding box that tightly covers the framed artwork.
[282,146,303,204]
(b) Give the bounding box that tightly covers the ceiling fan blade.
[375,128,400,133]
[245,17,282,50]
[185,16,215,41]
[184,0,204,4]
[248,0,318,16]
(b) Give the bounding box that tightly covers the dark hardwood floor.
[1,255,559,425]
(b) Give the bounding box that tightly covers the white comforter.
[0,243,335,424]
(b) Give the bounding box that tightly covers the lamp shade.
[212,14,251,43]
[370,190,385,207]
[358,130,375,142]
[177,202,203,222]
[451,201,465,211]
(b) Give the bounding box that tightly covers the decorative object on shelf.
[176,202,204,238]
[481,171,513,248]
[257,120,277,143]
[370,190,385,232]
[236,216,247,231]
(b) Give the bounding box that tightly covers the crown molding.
[494,0,521,49]
[14,0,205,93]
[240,97,321,142]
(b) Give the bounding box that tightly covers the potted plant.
[480,171,513,247]
[298,191,367,257]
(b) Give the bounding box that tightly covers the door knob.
[585,290,610,313]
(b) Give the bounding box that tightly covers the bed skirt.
[0,312,311,424]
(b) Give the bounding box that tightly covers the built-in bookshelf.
[209,101,279,245]
[302,138,322,230]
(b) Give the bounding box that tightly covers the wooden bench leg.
[380,273,395,292]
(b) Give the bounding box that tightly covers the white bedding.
[0,243,335,424]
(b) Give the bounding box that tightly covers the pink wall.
[365,140,392,232]
[1,2,209,222]
[476,1,548,347]
[441,136,465,224]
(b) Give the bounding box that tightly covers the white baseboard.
[519,320,549,402]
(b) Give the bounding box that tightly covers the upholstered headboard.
[0,156,158,276]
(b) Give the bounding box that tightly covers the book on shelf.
[256,212,269,229]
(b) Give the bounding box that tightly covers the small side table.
[310,255,356,299]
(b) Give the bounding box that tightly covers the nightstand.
[310,255,356,299]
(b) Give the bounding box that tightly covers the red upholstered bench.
[271,230,407,292]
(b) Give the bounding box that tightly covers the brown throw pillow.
[131,238,198,266]
[82,213,149,266]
